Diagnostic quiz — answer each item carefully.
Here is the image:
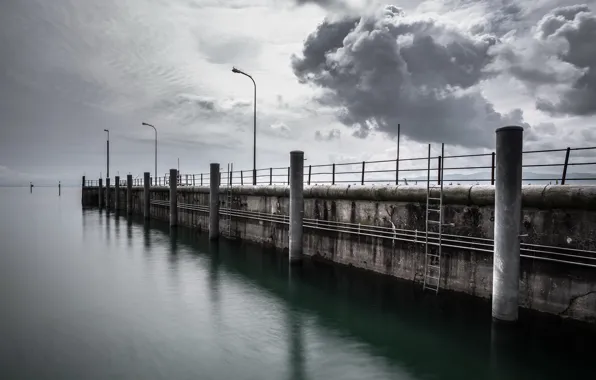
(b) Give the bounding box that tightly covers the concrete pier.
[114,176,120,211]
[143,172,150,219]
[98,178,103,208]
[170,168,178,227]
[492,126,524,322]
[105,178,111,210]
[209,163,220,240]
[126,175,133,215]
[289,151,304,264]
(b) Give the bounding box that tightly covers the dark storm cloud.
[489,4,596,116]
[291,5,528,148]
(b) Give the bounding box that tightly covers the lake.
[0,187,594,379]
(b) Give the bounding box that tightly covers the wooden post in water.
[143,172,150,219]
[289,150,304,265]
[98,178,103,208]
[209,163,220,240]
[170,168,178,227]
[105,177,111,210]
[126,174,133,215]
[114,176,120,211]
[58,181,61,196]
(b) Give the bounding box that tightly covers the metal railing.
[83,145,596,188]
[205,145,596,186]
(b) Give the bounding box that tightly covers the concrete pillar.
[81,176,86,205]
[126,174,133,215]
[98,178,103,208]
[143,172,150,219]
[493,126,523,322]
[105,177,111,210]
[114,176,120,211]
[289,151,305,264]
[170,168,178,227]
[209,163,220,240]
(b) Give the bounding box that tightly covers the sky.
[1,0,595,186]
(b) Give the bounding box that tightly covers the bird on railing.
[403,178,408,185]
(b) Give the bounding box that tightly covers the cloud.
[315,129,341,141]
[291,5,533,148]
[488,4,596,116]
[268,122,292,137]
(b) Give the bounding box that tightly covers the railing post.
[230,168,233,186]
[201,173,203,186]
[437,156,442,185]
[493,126,523,323]
[270,168,273,186]
[98,178,103,208]
[290,151,304,264]
[287,167,290,185]
[241,171,244,186]
[361,161,365,185]
[395,158,399,185]
[308,165,312,186]
[561,147,571,185]
[491,152,496,185]
[127,174,133,215]
[209,163,220,240]
[193,174,195,187]
[170,169,178,227]
[143,172,150,219]
[185,174,188,187]
[332,163,336,185]
[114,175,120,211]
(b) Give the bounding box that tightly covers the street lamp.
[232,66,257,185]
[104,129,110,178]
[141,122,158,186]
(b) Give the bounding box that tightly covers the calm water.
[0,187,595,379]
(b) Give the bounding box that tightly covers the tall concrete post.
[105,177,111,210]
[126,174,133,215]
[209,163,220,240]
[493,126,524,322]
[289,151,304,264]
[143,172,150,219]
[98,178,103,208]
[170,168,178,227]
[114,176,120,211]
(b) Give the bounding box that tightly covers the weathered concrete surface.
[82,184,596,322]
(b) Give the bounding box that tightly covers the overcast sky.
[1,0,595,185]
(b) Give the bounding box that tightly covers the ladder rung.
[428,220,441,224]
[426,253,441,258]
[427,264,440,269]
[427,209,441,212]
[426,275,440,281]
[428,197,441,201]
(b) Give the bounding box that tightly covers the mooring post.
[170,168,178,227]
[209,163,220,240]
[143,172,150,219]
[81,176,85,205]
[289,150,304,265]
[98,178,103,208]
[493,126,524,323]
[58,181,61,196]
[114,175,120,211]
[105,177,111,210]
[126,174,133,215]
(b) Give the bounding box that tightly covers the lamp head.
[104,129,109,132]
[232,67,240,73]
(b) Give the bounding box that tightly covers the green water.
[0,187,594,379]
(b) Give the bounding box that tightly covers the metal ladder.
[424,143,446,293]
[224,163,234,238]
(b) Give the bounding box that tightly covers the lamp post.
[232,66,257,185]
[142,122,158,186]
[104,129,110,179]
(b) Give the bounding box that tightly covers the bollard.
[98,178,103,208]
[493,126,523,322]
[105,177,111,210]
[126,174,133,215]
[289,151,304,264]
[209,163,220,240]
[143,172,150,219]
[170,168,178,227]
[114,176,120,211]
